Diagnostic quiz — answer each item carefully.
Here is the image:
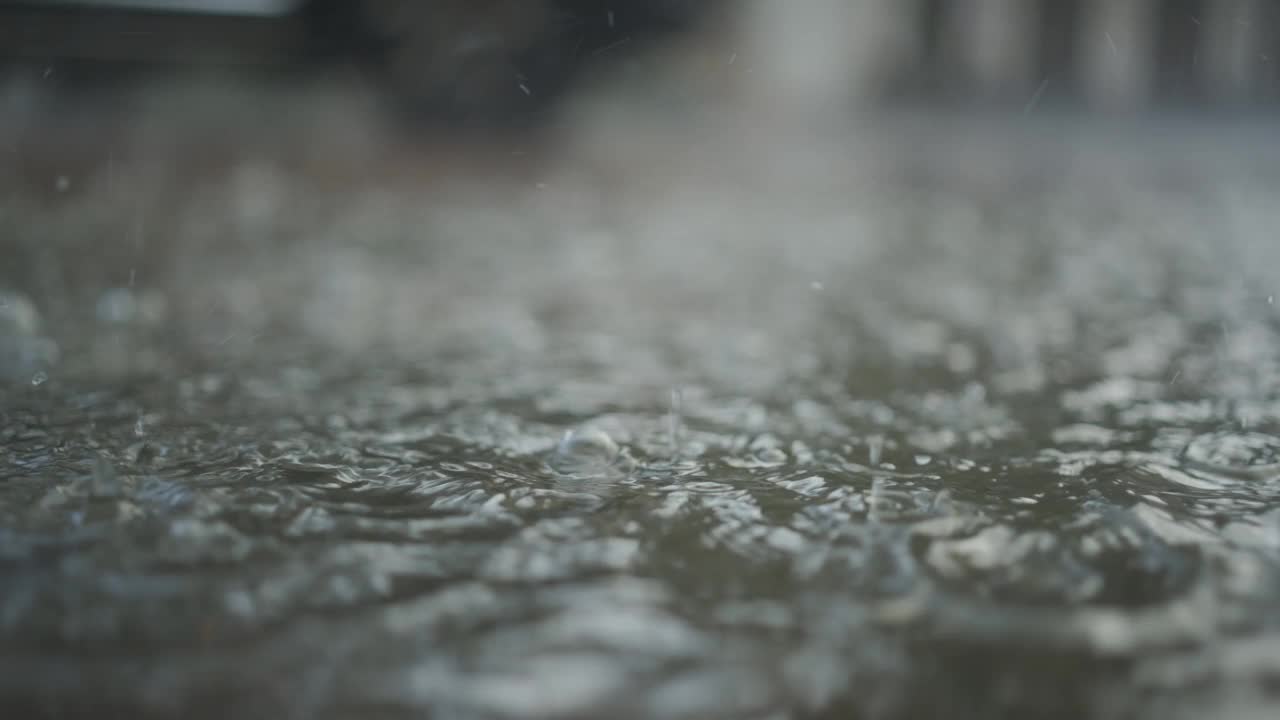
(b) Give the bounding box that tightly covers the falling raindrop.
[668,388,683,457]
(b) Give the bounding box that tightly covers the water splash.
[548,426,625,477]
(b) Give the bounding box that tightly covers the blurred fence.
[2,0,1276,121]
[738,0,1278,112]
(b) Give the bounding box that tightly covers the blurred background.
[4,0,1279,367]
[4,0,1280,125]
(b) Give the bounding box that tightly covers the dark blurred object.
[345,0,721,128]
[0,0,308,66]
[0,0,721,128]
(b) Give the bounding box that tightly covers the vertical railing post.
[948,0,1040,99]
[1200,0,1268,102]
[1078,0,1157,110]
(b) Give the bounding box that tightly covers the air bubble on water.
[549,426,621,476]
[30,370,47,386]
[742,434,788,467]
[914,454,931,466]
[55,176,70,192]
[810,280,824,291]
[753,446,788,465]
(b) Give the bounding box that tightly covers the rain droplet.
[30,370,47,386]
[549,427,620,476]
[667,388,683,456]
[810,280,824,292]
[55,175,70,192]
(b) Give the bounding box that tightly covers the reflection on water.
[4,76,1280,718]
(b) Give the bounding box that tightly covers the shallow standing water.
[4,83,1280,718]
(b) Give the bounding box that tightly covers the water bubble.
[55,175,70,192]
[30,370,47,386]
[549,427,621,476]
[753,446,788,466]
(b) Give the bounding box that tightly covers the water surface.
[3,95,1280,718]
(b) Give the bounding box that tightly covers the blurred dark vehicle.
[0,0,718,127]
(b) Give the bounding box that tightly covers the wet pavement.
[3,76,1280,719]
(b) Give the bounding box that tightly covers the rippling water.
[3,95,1280,718]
